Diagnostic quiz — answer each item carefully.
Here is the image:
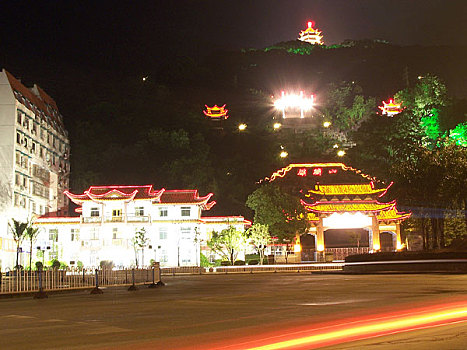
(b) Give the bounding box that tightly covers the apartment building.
[0,69,70,269]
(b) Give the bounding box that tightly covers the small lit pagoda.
[298,21,323,45]
[379,99,403,117]
[203,104,229,121]
[262,163,411,261]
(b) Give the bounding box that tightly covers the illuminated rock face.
[264,163,410,254]
[33,185,249,268]
[298,21,323,45]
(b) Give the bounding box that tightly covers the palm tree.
[25,224,40,271]
[8,219,28,269]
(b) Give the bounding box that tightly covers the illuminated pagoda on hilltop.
[263,163,411,261]
[379,99,403,117]
[298,21,323,45]
[203,104,229,121]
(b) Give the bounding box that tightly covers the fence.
[161,263,343,275]
[0,266,160,295]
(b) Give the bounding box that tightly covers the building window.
[17,111,22,124]
[159,207,168,217]
[180,227,191,239]
[31,201,36,214]
[135,207,144,216]
[15,173,20,185]
[71,229,80,241]
[90,207,100,217]
[23,118,29,130]
[112,209,122,217]
[90,228,99,240]
[49,229,58,242]
[16,133,21,144]
[31,123,37,134]
[159,227,168,240]
[160,250,168,262]
[15,152,20,165]
[112,228,118,239]
[181,207,191,217]
[31,142,36,153]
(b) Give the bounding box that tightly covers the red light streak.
[216,300,467,350]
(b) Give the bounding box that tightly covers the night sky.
[1,0,466,76]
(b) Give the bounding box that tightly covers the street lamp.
[280,151,288,158]
[238,123,247,131]
[337,150,346,157]
[273,122,282,130]
[323,121,331,128]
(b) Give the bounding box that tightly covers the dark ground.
[0,273,466,349]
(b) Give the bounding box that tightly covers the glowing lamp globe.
[280,151,288,158]
[337,150,346,157]
[238,123,247,131]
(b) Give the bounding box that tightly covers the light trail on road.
[211,300,467,350]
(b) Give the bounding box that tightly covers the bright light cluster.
[379,99,403,117]
[298,21,324,45]
[274,91,315,119]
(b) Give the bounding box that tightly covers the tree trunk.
[142,248,145,267]
[30,240,33,271]
[431,217,439,249]
[438,217,445,248]
[16,243,20,269]
[421,218,427,250]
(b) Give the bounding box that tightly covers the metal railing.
[161,263,343,275]
[0,266,160,295]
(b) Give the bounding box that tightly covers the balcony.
[82,216,102,223]
[127,215,150,223]
[105,216,123,223]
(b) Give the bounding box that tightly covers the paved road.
[0,273,466,349]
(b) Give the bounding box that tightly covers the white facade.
[0,69,70,269]
[33,186,248,268]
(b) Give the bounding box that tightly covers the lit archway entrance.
[261,163,411,262]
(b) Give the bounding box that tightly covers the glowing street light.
[273,122,282,130]
[142,76,148,82]
[337,150,346,157]
[323,121,331,128]
[280,151,288,158]
[238,123,247,131]
[274,91,314,119]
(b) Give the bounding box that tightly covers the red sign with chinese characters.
[312,168,322,176]
[297,168,307,177]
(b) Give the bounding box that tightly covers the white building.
[33,185,249,268]
[0,69,70,269]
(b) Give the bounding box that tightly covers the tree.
[25,224,40,271]
[246,184,310,242]
[247,223,271,265]
[132,228,149,268]
[207,226,246,265]
[9,219,28,269]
